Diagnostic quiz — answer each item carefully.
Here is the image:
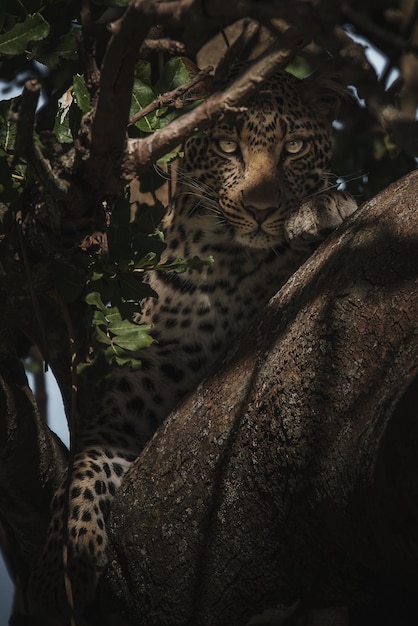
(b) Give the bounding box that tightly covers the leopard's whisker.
[302,172,366,201]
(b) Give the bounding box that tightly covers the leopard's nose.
[245,205,276,225]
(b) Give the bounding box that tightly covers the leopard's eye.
[217,139,239,155]
[284,139,305,155]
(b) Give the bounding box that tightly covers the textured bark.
[106,170,418,624]
[0,356,67,603]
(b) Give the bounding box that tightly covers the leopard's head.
[180,69,341,250]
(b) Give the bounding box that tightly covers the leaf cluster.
[130,58,192,133]
[0,3,80,68]
[85,291,153,368]
[0,5,211,371]
[55,191,212,370]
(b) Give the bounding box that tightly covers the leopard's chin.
[234,230,283,250]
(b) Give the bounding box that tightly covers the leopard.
[28,68,357,622]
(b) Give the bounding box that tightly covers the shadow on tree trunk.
[105,170,418,625]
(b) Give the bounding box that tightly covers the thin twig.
[140,37,186,55]
[31,144,71,197]
[128,65,213,126]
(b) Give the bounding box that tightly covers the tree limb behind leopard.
[28,69,357,623]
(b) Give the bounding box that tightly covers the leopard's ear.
[299,72,344,124]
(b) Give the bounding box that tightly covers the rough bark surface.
[106,170,418,624]
[0,356,68,605]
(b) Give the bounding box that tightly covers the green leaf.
[53,106,73,143]
[111,354,142,368]
[154,58,189,95]
[157,254,214,274]
[103,307,123,324]
[91,270,104,281]
[0,13,49,56]
[94,325,112,345]
[156,102,199,128]
[112,327,153,352]
[157,151,184,165]
[130,78,157,132]
[85,285,154,364]
[135,60,152,87]
[110,318,153,346]
[85,291,108,312]
[91,309,108,327]
[73,74,90,114]
[31,28,79,67]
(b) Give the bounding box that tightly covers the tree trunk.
[105,170,418,625]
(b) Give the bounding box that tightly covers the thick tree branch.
[85,2,153,194]
[106,170,418,624]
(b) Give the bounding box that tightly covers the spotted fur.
[28,69,356,621]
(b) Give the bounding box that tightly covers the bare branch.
[140,37,186,55]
